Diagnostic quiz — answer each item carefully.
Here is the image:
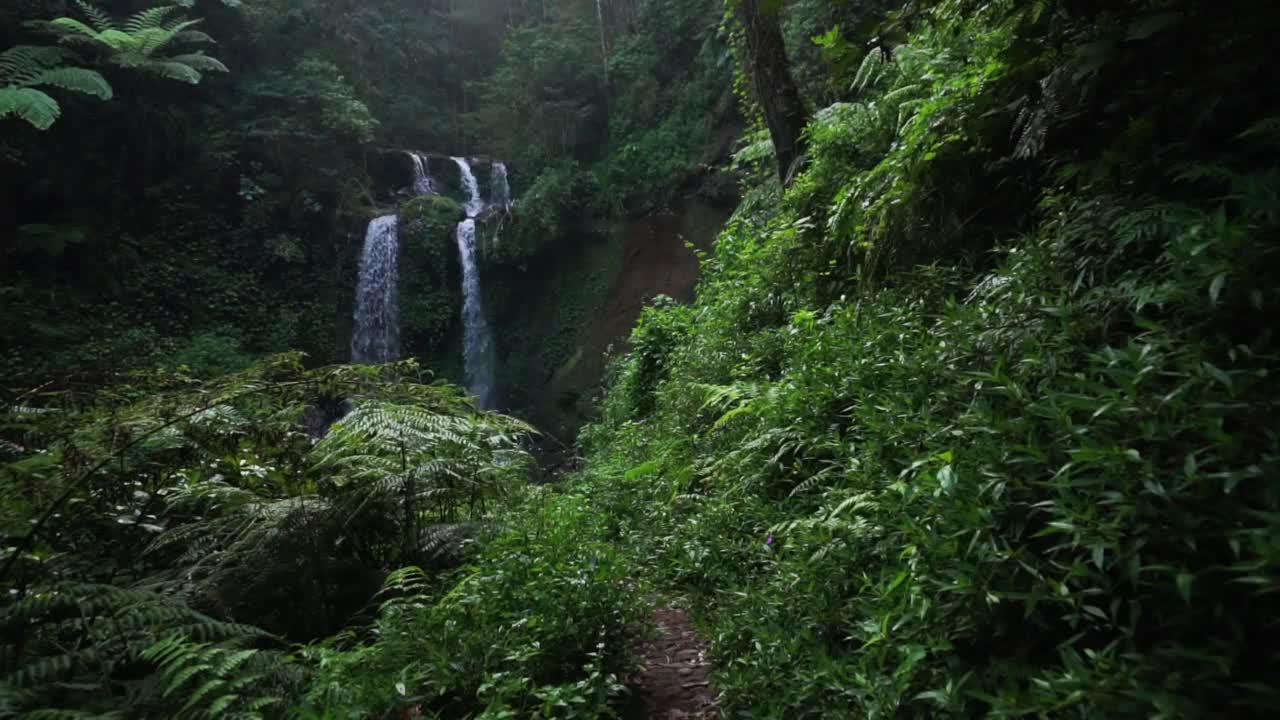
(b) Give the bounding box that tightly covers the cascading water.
[409,152,433,195]
[350,214,400,364]
[455,219,497,408]
[451,157,498,408]
[453,156,485,217]
[492,162,511,210]
[595,0,609,85]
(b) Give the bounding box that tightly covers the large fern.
[313,400,535,527]
[0,45,111,129]
[2,1,230,129]
[139,635,299,720]
[32,1,228,85]
[0,583,285,719]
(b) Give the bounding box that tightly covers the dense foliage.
[579,0,1280,716]
[4,0,1279,718]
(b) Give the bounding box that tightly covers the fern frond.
[138,59,202,84]
[33,67,112,99]
[168,53,229,74]
[174,30,216,45]
[0,87,60,130]
[1237,116,1280,143]
[0,46,74,80]
[882,83,923,106]
[75,1,115,33]
[90,29,136,54]
[853,48,888,92]
[44,18,103,43]
[420,522,481,562]
[2,652,75,687]
[124,6,181,33]
[131,26,180,56]
[140,636,295,719]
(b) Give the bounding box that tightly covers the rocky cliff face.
[491,200,731,439]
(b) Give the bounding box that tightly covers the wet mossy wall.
[486,222,624,423]
[398,194,465,373]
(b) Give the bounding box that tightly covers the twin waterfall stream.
[451,157,498,409]
[350,153,508,409]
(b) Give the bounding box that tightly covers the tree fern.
[313,400,534,526]
[0,46,110,129]
[32,2,227,86]
[132,382,532,617]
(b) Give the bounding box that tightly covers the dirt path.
[625,605,719,720]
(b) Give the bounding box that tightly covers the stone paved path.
[625,605,719,720]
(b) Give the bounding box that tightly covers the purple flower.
[765,535,775,546]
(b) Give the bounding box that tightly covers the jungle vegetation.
[3,0,1278,718]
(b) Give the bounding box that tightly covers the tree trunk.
[734,0,809,186]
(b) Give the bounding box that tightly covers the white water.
[451,157,498,408]
[596,0,609,85]
[409,152,433,195]
[452,156,485,217]
[491,161,511,210]
[456,219,497,408]
[350,214,400,364]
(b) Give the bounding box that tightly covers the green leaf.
[936,465,956,493]
[0,86,61,129]
[1176,572,1194,604]
[623,460,661,481]
[46,17,103,41]
[1209,272,1227,303]
[169,53,229,74]
[140,60,202,84]
[34,67,113,99]
[1202,362,1233,391]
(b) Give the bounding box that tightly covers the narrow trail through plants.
[626,604,719,720]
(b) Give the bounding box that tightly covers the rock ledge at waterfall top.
[370,149,510,207]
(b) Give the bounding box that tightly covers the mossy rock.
[402,194,465,250]
[400,195,465,363]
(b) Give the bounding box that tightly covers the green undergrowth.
[571,1,1280,718]
[0,356,643,719]
[307,487,643,719]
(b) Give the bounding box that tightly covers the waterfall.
[456,219,497,408]
[492,161,511,210]
[409,152,433,195]
[595,0,609,86]
[350,215,400,364]
[451,156,498,408]
[452,156,485,217]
